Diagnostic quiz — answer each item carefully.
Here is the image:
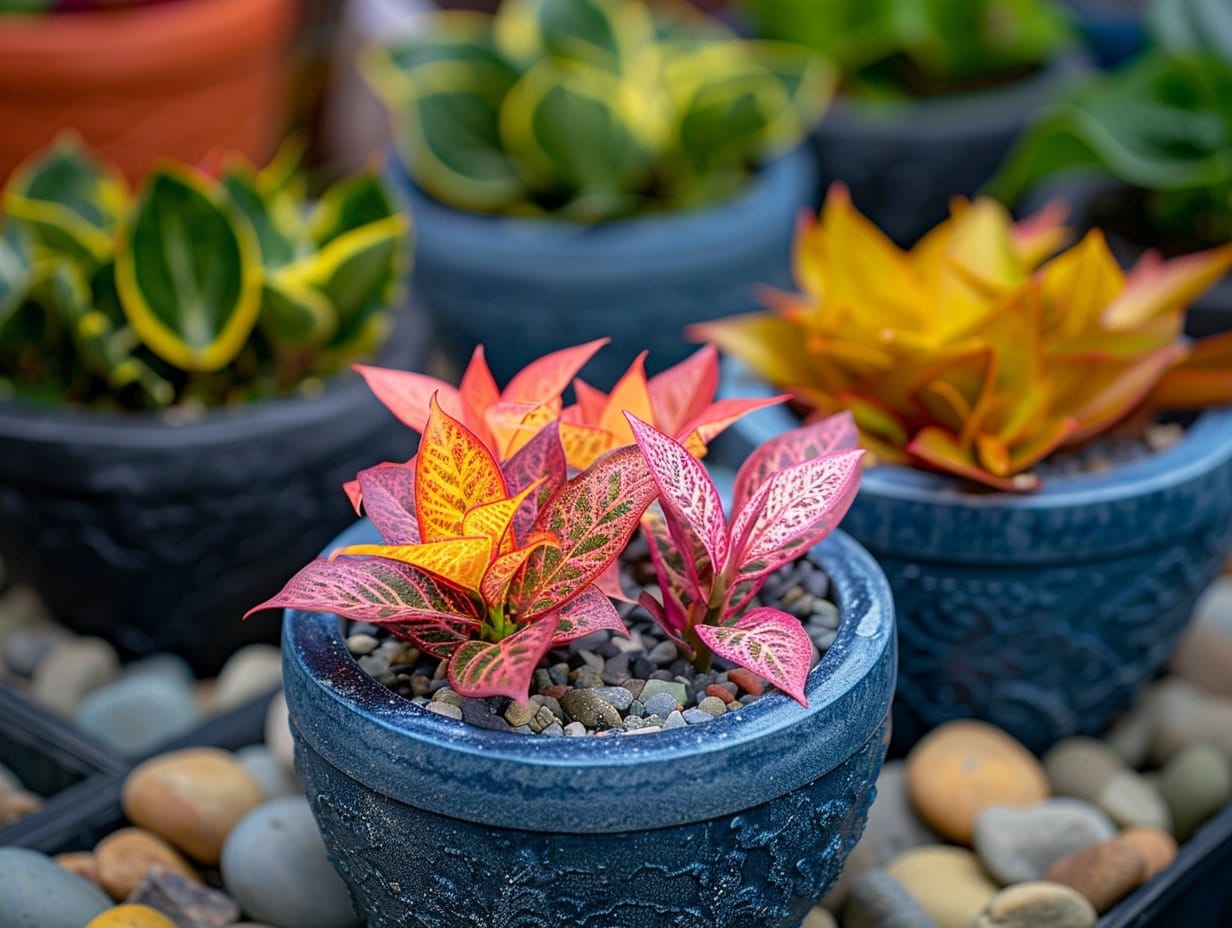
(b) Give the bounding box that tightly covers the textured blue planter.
[389,146,817,389]
[715,361,1232,756]
[282,519,896,928]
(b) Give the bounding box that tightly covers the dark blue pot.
[715,362,1232,756]
[1062,0,1147,69]
[389,146,817,389]
[282,518,896,928]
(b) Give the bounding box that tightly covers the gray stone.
[682,708,715,724]
[264,692,294,772]
[541,722,564,737]
[1044,737,1126,803]
[640,679,687,706]
[1105,703,1156,769]
[843,868,938,928]
[1096,770,1172,832]
[121,653,195,688]
[127,864,241,927]
[560,690,622,729]
[29,636,119,715]
[974,799,1117,884]
[1158,742,1232,841]
[859,762,940,867]
[801,907,838,928]
[973,882,1096,928]
[663,710,687,730]
[601,653,631,685]
[460,699,512,731]
[212,644,283,710]
[2,626,68,678]
[430,688,462,707]
[1151,690,1232,768]
[0,846,111,927]
[591,686,634,711]
[220,797,360,928]
[504,702,535,728]
[697,696,727,717]
[643,692,680,719]
[345,634,378,656]
[647,640,679,665]
[425,701,462,721]
[563,721,587,737]
[236,745,301,800]
[74,673,202,757]
[1193,575,1232,639]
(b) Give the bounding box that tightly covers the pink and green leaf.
[511,446,658,619]
[731,412,860,512]
[243,555,477,623]
[386,614,476,658]
[447,618,556,703]
[729,449,864,587]
[545,586,628,645]
[353,461,420,544]
[415,394,508,541]
[639,589,692,651]
[479,530,559,609]
[502,420,567,538]
[641,504,706,621]
[696,608,813,706]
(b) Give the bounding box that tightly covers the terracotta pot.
[0,0,298,183]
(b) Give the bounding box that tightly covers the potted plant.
[990,0,1232,339]
[0,0,297,183]
[252,340,896,927]
[696,188,1232,754]
[0,137,427,675]
[362,0,832,387]
[735,0,1085,245]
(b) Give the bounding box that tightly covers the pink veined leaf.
[696,608,813,706]
[511,445,658,619]
[646,344,720,434]
[354,364,466,433]
[447,618,556,704]
[502,421,568,540]
[732,412,860,513]
[479,530,559,608]
[638,590,692,652]
[594,561,636,604]
[626,413,730,573]
[502,338,609,404]
[378,612,476,659]
[641,505,706,625]
[728,449,865,601]
[354,461,420,544]
[679,395,790,453]
[243,555,478,624]
[545,586,628,645]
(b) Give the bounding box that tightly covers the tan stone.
[1043,837,1147,913]
[906,719,1049,844]
[1168,623,1232,700]
[974,881,1096,928]
[122,748,263,865]
[801,907,838,928]
[85,904,178,928]
[54,851,101,885]
[94,827,199,901]
[886,845,999,928]
[0,789,42,824]
[1117,826,1178,880]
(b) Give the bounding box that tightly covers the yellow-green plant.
[364,0,832,220]
[0,136,410,410]
[693,186,1232,490]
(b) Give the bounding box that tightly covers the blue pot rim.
[389,144,815,275]
[721,358,1232,512]
[281,519,896,833]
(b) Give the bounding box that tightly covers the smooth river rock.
[94,827,199,901]
[1043,837,1147,913]
[1043,737,1126,803]
[843,868,938,928]
[973,881,1097,928]
[1158,741,1232,841]
[75,674,202,757]
[974,799,1117,885]
[220,797,360,928]
[906,720,1049,845]
[29,637,119,715]
[885,846,999,928]
[0,846,111,927]
[85,905,177,928]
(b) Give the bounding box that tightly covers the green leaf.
[221,165,302,269]
[259,276,338,349]
[497,0,653,73]
[5,135,128,240]
[308,172,399,249]
[115,167,262,372]
[0,234,30,323]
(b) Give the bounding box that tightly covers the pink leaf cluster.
[628,412,864,706]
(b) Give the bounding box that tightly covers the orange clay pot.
[0,0,298,183]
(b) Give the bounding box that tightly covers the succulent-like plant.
[248,395,659,703]
[355,338,782,469]
[363,0,832,220]
[629,411,863,705]
[738,0,1073,98]
[0,136,409,409]
[694,186,1232,490]
[991,0,1232,246]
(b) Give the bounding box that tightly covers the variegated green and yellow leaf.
[415,394,508,541]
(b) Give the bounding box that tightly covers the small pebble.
[0,789,43,824]
[973,881,1096,928]
[123,747,264,865]
[504,702,534,728]
[801,907,840,928]
[697,696,727,717]
[643,692,679,719]
[885,845,998,928]
[639,679,687,705]
[973,799,1116,885]
[906,720,1049,845]
[85,905,177,928]
[559,689,622,729]
[682,707,715,725]
[842,868,937,928]
[220,797,360,928]
[1168,621,1232,700]
[1157,741,1232,841]
[727,667,764,696]
[345,634,378,656]
[55,851,101,886]
[2,626,68,677]
[647,640,678,665]
[664,710,687,730]
[1043,737,1126,803]
[126,865,241,928]
[1116,826,1178,880]
[235,745,301,800]
[425,702,462,721]
[94,827,199,901]
[30,637,120,715]
[1043,837,1146,913]
[1095,770,1172,832]
[75,674,202,757]
[263,692,294,773]
[0,846,112,926]
[563,721,587,736]
[591,686,634,712]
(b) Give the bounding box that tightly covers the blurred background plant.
[736,0,1074,98]
[0,136,409,411]
[364,0,833,221]
[991,0,1232,251]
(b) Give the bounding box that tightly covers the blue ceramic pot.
[282,519,896,928]
[388,146,816,389]
[715,362,1232,755]
[1061,0,1147,69]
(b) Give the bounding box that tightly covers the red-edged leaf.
[243,555,477,623]
[480,530,559,609]
[511,446,658,618]
[355,364,466,432]
[484,400,558,460]
[678,395,789,455]
[458,345,500,423]
[641,504,706,625]
[343,478,362,514]
[639,590,691,649]
[332,538,493,595]
[502,421,567,540]
[502,338,609,404]
[697,608,812,706]
[354,461,420,544]
[447,618,555,703]
[415,394,508,542]
[728,450,864,600]
[732,412,860,513]
[386,614,475,658]
[594,561,635,604]
[570,378,610,423]
[545,586,627,645]
[627,413,730,573]
[647,344,721,434]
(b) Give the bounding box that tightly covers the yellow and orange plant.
[693,185,1232,490]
